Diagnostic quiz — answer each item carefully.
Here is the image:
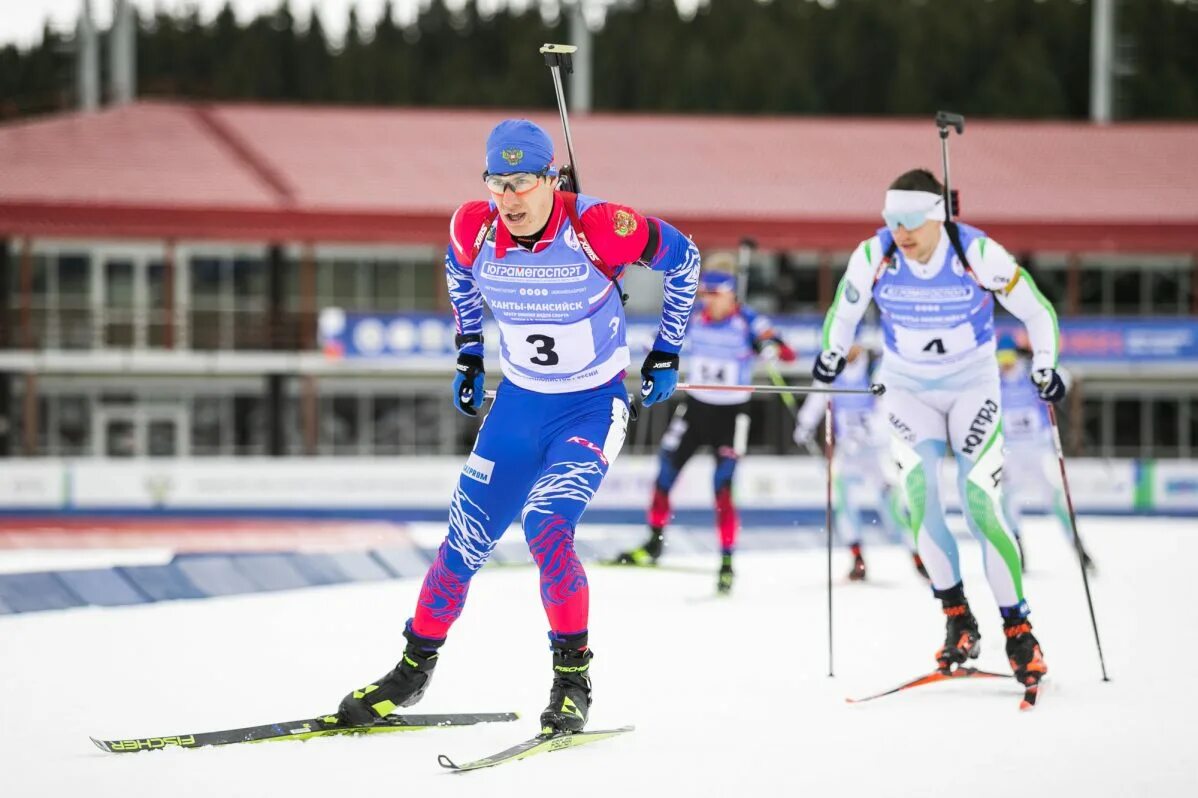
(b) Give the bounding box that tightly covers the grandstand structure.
[1,101,1196,460]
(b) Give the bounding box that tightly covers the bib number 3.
[526,334,559,366]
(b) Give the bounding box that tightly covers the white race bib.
[688,356,739,386]
[498,318,597,375]
[892,323,979,362]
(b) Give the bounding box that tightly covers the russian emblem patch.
[613,209,638,238]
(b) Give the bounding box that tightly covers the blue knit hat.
[699,272,737,293]
[485,119,555,175]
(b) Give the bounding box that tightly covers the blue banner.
[319,309,1198,365]
[998,319,1198,362]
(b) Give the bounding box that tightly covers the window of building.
[1077,265,1105,316]
[1112,398,1143,457]
[1109,268,1143,315]
[1024,262,1066,308]
[1080,396,1106,457]
[232,257,268,350]
[1151,398,1181,458]
[103,258,136,347]
[772,252,823,315]
[310,253,440,316]
[323,395,362,454]
[189,256,225,350]
[55,395,90,455]
[1081,392,1192,459]
[58,255,93,349]
[187,252,269,350]
[1189,399,1198,459]
[191,396,225,455]
[1075,254,1195,316]
[146,260,171,348]
[233,395,266,454]
[1149,267,1191,315]
[7,252,95,349]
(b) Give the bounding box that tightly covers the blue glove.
[812,350,846,384]
[453,354,485,417]
[640,350,680,407]
[1032,368,1066,403]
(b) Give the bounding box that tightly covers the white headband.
[883,189,947,222]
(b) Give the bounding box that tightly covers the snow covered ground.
[3,517,1196,797]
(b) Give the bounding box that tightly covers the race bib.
[892,323,979,361]
[498,318,597,375]
[1004,409,1040,438]
[688,356,740,386]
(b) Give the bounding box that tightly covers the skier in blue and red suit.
[336,119,700,734]
[615,261,796,595]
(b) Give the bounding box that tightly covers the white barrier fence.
[0,456,1185,515]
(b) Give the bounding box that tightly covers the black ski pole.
[934,111,964,219]
[1047,405,1111,681]
[736,236,756,304]
[540,43,581,192]
[825,399,835,678]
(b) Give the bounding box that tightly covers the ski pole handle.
[935,110,965,135]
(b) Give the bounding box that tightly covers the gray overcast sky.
[0,1,701,49]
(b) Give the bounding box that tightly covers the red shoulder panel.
[578,202,651,271]
[448,200,494,265]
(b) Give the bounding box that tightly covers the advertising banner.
[321,311,1198,366]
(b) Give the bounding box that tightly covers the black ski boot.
[540,632,592,734]
[337,623,443,726]
[1004,616,1048,688]
[614,526,664,566]
[933,582,980,673]
[717,551,734,594]
[847,543,867,581]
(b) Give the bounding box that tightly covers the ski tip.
[89,736,111,753]
[437,754,460,770]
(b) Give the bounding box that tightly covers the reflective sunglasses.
[482,170,551,196]
[881,200,942,233]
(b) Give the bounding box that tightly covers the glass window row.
[4,381,1195,460]
[3,246,441,351]
[3,246,1195,353]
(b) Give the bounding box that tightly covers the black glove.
[640,350,680,406]
[812,351,846,384]
[453,354,485,417]
[1031,368,1066,403]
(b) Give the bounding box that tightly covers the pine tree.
[1,0,1195,120]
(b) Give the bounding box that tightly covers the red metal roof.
[1,101,1196,252]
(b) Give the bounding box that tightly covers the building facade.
[2,103,1196,460]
